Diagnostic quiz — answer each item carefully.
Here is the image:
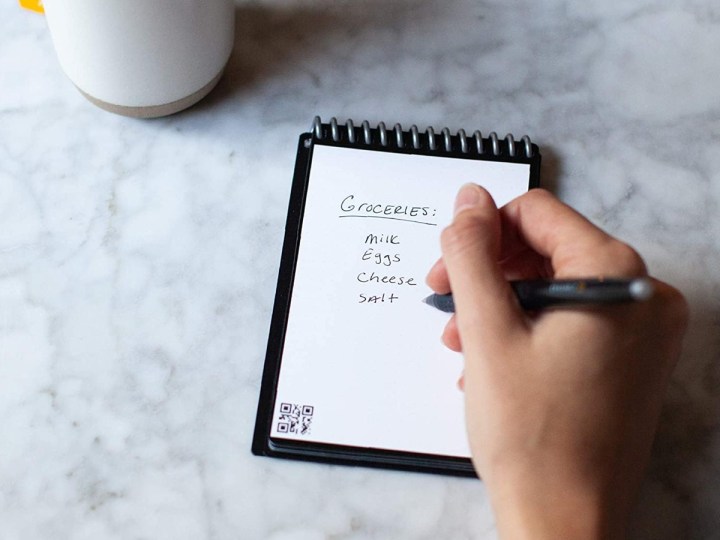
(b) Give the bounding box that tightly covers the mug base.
[77,68,225,118]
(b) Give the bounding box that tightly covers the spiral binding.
[311,116,534,158]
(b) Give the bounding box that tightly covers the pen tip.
[421,295,432,306]
[630,278,654,301]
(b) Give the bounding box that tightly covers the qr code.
[276,403,314,436]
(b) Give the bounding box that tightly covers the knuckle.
[525,187,553,203]
[603,239,647,276]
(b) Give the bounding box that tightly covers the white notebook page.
[271,144,530,457]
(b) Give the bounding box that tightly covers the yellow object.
[19,0,44,13]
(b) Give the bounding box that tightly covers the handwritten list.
[272,144,531,457]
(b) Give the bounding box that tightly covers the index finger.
[500,189,647,278]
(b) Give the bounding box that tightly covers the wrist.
[485,462,629,540]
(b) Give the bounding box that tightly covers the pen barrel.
[511,279,642,310]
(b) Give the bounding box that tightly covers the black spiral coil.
[311,116,535,158]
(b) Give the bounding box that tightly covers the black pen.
[422,278,654,313]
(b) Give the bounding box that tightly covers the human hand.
[426,185,688,539]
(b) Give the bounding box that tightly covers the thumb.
[440,184,526,352]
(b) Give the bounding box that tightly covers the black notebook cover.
[253,118,541,476]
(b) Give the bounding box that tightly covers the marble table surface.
[2,1,720,538]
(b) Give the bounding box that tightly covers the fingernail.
[454,183,481,216]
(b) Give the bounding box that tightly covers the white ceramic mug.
[43,0,235,118]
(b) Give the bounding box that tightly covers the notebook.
[252,117,541,476]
